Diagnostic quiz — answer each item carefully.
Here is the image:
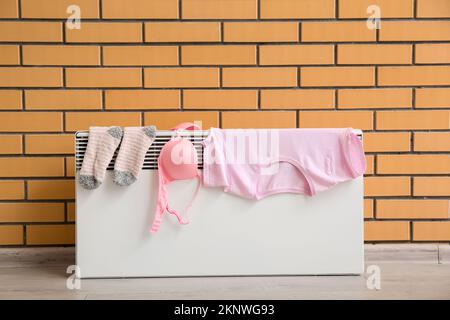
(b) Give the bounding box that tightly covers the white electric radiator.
[75,129,364,278]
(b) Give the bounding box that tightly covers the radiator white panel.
[76,173,364,278]
[75,130,364,278]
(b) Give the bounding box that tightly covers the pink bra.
[150,122,202,233]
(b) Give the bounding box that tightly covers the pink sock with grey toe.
[79,126,123,189]
[113,126,156,186]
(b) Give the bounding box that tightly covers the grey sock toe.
[143,125,156,138]
[107,126,123,140]
[79,175,101,190]
[112,170,137,186]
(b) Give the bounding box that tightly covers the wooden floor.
[0,244,449,300]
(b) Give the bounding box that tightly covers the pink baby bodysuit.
[202,128,366,199]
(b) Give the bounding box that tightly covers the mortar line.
[23,224,26,246]
[413,0,418,18]
[257,0,261,20]
[410,221,414,242]
[64,201,68,223]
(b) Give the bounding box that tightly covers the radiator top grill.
[75,129,363,171]
[75,130,208,171]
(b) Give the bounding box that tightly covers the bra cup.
[151,123,202,233]
[159,139,198,181]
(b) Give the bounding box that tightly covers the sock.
[112,126,156,186]
[79,126,123,190]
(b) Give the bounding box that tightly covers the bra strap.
[150,172,202,233]
[166,173,201,225]
[150,160,169,233]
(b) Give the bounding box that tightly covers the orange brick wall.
[0,0,449,246]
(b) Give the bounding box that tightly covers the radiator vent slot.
[75,131,208,171]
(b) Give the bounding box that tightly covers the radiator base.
[76,171,364,278]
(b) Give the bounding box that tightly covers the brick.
[223,67,297,88]
[365,155,374,175]
[67,202,75,222]
[0,181,24,200]
[380,198,448,222]
[66,22,142,43]
[105,90,180,110]
[0,90,22,109]
[23,45,100,66]
[338,44,412,65]
[260,45,334,66]
[183,0,257,19]
[339,0,414,18]
[65,112,141,131]
[103,46,178,66]
[299,111,373,130]
[224,22,299,42]
[222,111,296,129]
[413,222,450,241]
[261,0,335,19]
[0,22,62,42]
[145,22,221,43]
[416,88,450,109]
[27,224,75,245]
[21,0,99,18]
[27,180,75,200]
[102,0,178,19]
[184,90,258,109]
[261,89,335,109]
[376,110,450,130]
[379,66,450,86]
[0,135,22,154]
[417,0,450,18]
[380,21,450,41]
[364,177,411,197]
[66,68,142,88]
[414,132,450,152]
[25,134,74,154]
[301,67,374,87]
[182,45,256,66]
[416,44,450,64]
[363,132,411,152]
[26,90,102,110]
[365,221,410,241]
[338,89,412,109]
[364,199,374,219]
[0,203,64,222]
[144,112,218,129]
[0,45,19,65]
[377,155,450,174]
[66,157,75,177]
[302,22,375,42]
[145,68,219,88]
[0,157,64,177]
[0,0,18,18]
[0,67,62,87]
[0,226,23,245]
[414,177,450,197]
[0,112,62,132]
